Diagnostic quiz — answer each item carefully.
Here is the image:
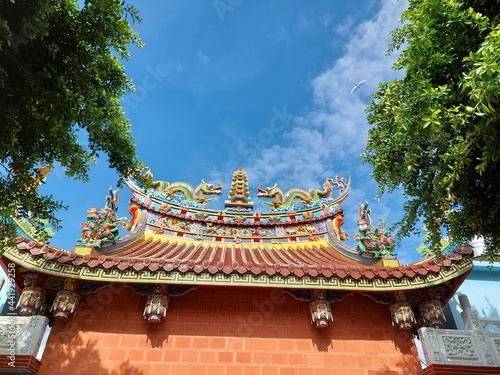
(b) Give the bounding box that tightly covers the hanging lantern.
[389,292,416,330]
[51,279,81,319]
[419,299,446,328]
[309,291,333,328]
[17,273,46,316]
[143,286,169,323]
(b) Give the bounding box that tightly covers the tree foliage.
[0,0,149,247]
[363,0,500,259]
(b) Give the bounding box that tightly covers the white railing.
[419,294,500,367]
[0,316,48,358]
[480,318,500,331]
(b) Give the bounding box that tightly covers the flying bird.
[350,80,367,94]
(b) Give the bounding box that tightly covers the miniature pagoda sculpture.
[224,167,254,212]
[418,291,446,328]
[143,286,169,323]
[354,202,396,258]
[51,279,81,319]
[17,273,46,316]
[309,291,334,328]
[390,292,416,330]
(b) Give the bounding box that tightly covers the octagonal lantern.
[309,291,333,328]
[17,273,46,316]
[389,292,416,330]
[51,279,81,319]
[144,285,169,323]
[419,299,446,328]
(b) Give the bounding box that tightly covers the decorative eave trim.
[3,243,473,291]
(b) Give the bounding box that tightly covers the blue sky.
[36,0,424,264]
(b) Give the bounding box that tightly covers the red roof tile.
[13,235,472,282]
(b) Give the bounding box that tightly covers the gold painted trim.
[143,230,335,249]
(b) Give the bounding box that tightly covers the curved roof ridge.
[114,237,162,258]
[254,246,276,266]
[178,242,203,263]
[263,246,290,267]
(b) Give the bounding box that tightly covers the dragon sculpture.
[151,179,222,206]
[257,176,349,210]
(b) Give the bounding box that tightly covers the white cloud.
[245,0,407,188]
[197,50,209,62]
[241,0,423,263]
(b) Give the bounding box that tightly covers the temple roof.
[3,168,473,295]
[9,235,472,292]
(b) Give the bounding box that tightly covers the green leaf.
[365,0,500,260]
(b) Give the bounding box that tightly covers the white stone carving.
[0,316,48,357]
[442,336,476,358]
[419,294,500,367]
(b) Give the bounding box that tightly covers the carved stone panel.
[441,335,477,360]
[0,316,48,356]
[419,327,500,367]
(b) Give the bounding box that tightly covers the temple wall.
[38,286,421,375]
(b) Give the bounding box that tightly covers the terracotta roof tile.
[58,253,71,263]
[43,252,55,260]
[87,257,100,268]
[363,267,375,279]
[12,236,473,282]
[102,258,114,269]
[350,267,361,280]
[336,266,347,278]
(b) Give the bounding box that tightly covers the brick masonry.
[38,285,422,375]
[0,354,41,374]
[422,364,500,375]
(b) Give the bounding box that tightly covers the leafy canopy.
[363,0,500,259]
[0,0,149,247]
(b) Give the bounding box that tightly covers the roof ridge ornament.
[354,202,396,259]
[257,176,350,211]
[143,170,223,208]
[78,187,129,249]
[224,167,254,212]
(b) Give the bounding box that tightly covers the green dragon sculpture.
[257,176,349,210]
[151,179,222,206]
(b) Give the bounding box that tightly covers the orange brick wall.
[38,285,422,375]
